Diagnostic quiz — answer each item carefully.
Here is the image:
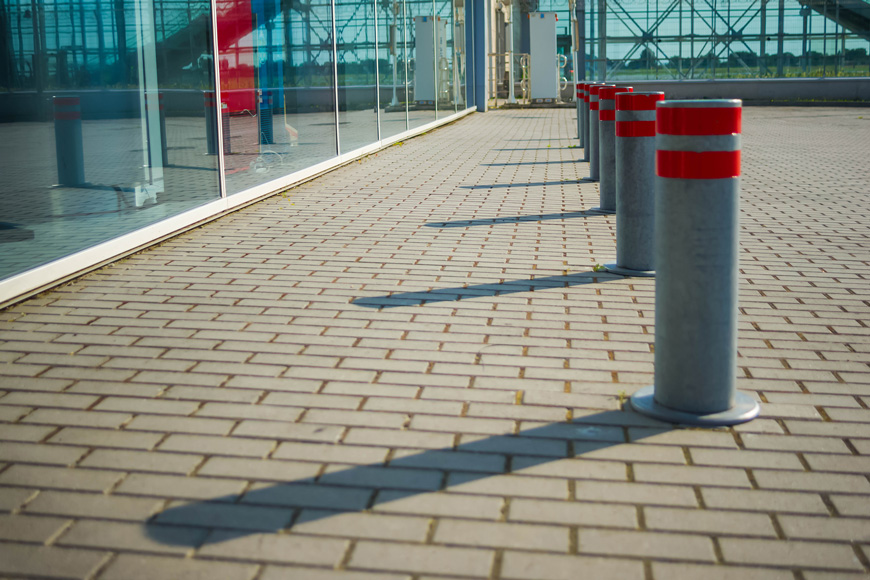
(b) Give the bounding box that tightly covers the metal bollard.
[582,83,591,162]
[594,85,632,214]
[53,96,87,187]
[583,82,600,164]
[259,90,274,145]
[630,99,760,427]
[587,84,612,181]
[204,91,218,155]
[579,83,587,150]
[605,92,664,277]
[145,92,169,166]
[575,82,584,147]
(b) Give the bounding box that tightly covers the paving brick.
[689,448,804,470]
[198,530,346,565]
[830,495,870,517]
[79,449,202,475]
[509,498,637,528]
[97,553,256,580]
[779,514,870,541]
[0,544,108,579]
[574,480,698,507]
[502,552,645,579]
[753,469,870,493]
[49,427,163,450]
[0,486,37,512]
[24,490,162,521]
[372,489,503,520]
[0,391,99,409]
[116,473,246,501]
[651,562,794,580]
[293,510,430,542]
[447,472,568,500]
[21,408,132,429]
[349,541,494,577]
[126,414,235,435]
[644,506,777,537]
[579,528,716,562]
[435,519,569,552]
[242,482,373,511]
[0,464,123,492]
[159,433,275,457]
[272,441,388,465]
[260,567,407,580]
[719,537,864,571]
[632,464,753,488]
[0,513,70,543]
[199,457,321,482]
[701,487,829,514]
[0,441,88,466]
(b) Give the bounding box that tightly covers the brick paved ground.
[1,106,869,579]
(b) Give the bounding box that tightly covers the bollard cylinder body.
[576,82,584,147]
[596,86,632,214]
[259,91,274,145]
[630,99,759,427]
[582,83,592,162]
[53,96,86,187]
[605,91,664,277]
[204,92,218,155]
[587,84,611,181]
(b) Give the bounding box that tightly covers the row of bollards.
[574,81,759,427]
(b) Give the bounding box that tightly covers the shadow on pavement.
[145,409,670,547]
[481,160,578,166]
[351,271,621,308]
[425,210,603,228]
[461,181,582,190]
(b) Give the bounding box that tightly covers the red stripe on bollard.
[617,92,664,111]
[657,107,741,135]
[616,121,655,137]
[589,85,601,110]
[656,150,741,179]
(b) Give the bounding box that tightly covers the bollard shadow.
[481,160,577,167]
[424,210,604,228]
[461,180,581,190]
[351,271,622,309]
[144,409,671,547]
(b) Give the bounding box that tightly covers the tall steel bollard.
[204,91,218,155]
[53,96,87,187]
[605,91,664,277]
[630,99,760,427]
[594,85,632,214]
[259,90,274,145]
[575,82,584,147]
[582,83,593,162]
[587,84,612,181]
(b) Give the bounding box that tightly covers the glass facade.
[533,0,870,80]
[0,0,474,295]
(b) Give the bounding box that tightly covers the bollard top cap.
[616,92,664,110]
[589,84,613,96]
[657,99,742,109]
[599,86,633,100]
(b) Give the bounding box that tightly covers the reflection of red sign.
[216,0,255,112]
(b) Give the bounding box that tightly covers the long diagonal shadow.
[481,160,578,166]
[351,271,621,309]
[462,178,595,190]
[425,210,604,228]
[145,410,670,546]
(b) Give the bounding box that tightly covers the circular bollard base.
[603,263,655,277]
[629,385,760,427]
[588,207,615,215]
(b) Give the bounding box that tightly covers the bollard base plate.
[629,385,760,427]
[589,207,615,215]
[603,263,655,277]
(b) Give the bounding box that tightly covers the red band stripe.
[616,121,655,137]
[656,150,741,179]
[657,107,742,135]
[599,110,615,121]
[590,103,599,111]
[617,93,664,111]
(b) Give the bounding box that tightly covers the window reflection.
[0,0,220,280]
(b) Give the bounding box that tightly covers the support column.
[473,0,488,112]
[597,0,606,80]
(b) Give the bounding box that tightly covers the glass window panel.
[378,0,408,139]
[405,0,436,128]
[335,0,378,153]
[220,0,338,194]
[0,0,220,282]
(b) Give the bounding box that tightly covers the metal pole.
[776,0,784,76]
[630,99,759,427]
[597,0,606,80]
[604,91,664,277]
[594,84,631,214]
